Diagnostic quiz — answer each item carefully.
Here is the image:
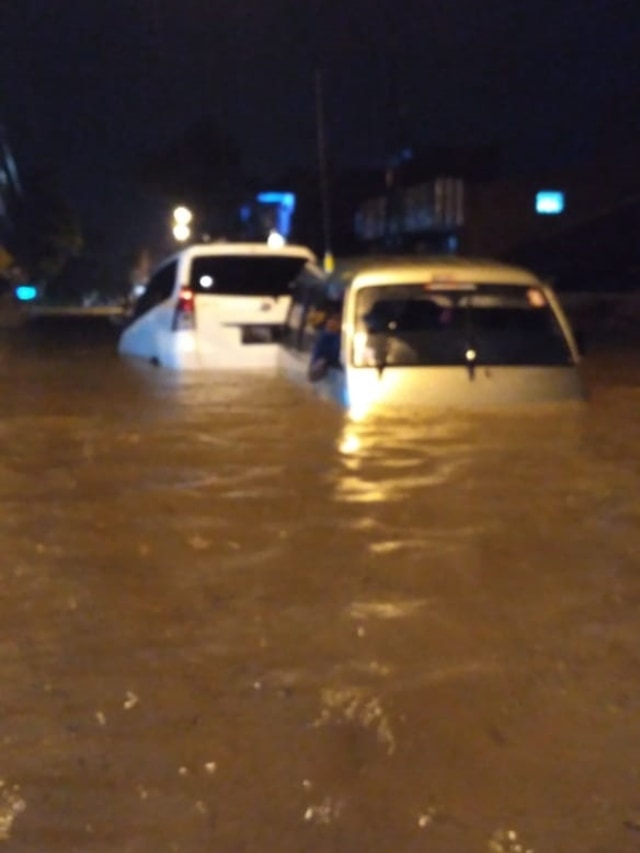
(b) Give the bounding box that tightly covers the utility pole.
[382,7,408,250]
[315,68,333,272]
[0,124,22,248]
[0,126,22,199]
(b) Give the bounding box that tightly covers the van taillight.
[172,286,196,331]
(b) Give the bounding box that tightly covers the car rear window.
[353,283,574,367]
[189,256,309,297]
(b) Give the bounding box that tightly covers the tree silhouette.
[11,168,83,281]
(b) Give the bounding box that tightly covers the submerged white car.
[279,255,586,414]
[118,242,317,369]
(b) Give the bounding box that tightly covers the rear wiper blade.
[375,338,389,378]
[464,345,477,380]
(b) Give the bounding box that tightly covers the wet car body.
[118,242,317,370]
[280,255,586,415]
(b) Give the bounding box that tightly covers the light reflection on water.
[2,324,640,850]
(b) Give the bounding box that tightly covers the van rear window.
[190,256,309,297]
[353,283,574,367]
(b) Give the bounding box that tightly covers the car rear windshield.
[353,283,574,367]
[189,256,309,297]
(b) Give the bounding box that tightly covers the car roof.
[165,242,317,264]
[330,255,543,288]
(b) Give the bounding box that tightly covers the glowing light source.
[267,230,285,249]
[257,192,295,210]
[256,191,296,238]
[527,288,546,307]
[199,275,214,289]
[535,191,565,215]
[15,285,38,301]
[173,223,191,242]
[173,206,193,225]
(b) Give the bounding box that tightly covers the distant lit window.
[536,191,565,215]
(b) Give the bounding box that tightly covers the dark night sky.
[1,0,639,249]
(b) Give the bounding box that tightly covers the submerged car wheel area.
[279,255,586,414]
[118,242,317,370]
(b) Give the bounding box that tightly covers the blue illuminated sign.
[256,191,297,239]
[536,191,565,215]
[257,191,296,211]
[15,285,38,301]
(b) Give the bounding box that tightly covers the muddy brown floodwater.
[2,317,640,852]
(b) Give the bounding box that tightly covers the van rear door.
[188,255,310,343]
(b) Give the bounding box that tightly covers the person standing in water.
[308,306,342,381]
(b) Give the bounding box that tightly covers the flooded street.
[2,318,640,852]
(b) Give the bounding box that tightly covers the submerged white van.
[118,242,317,369]
[279,256,585,415]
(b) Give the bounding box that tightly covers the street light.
[172,206,193,243]
[172,222,191,242]
[173,205,193,226]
